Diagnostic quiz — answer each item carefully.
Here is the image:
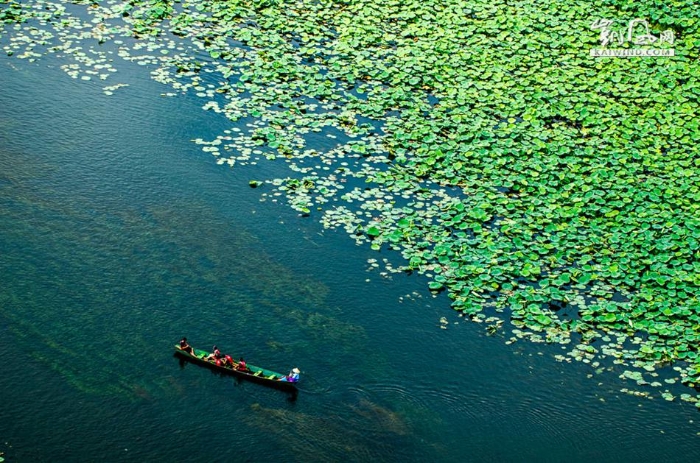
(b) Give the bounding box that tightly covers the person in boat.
[236,357,248,371]
[206,346,222,361]
[280,368,300,382]
[179,337,195,355]
[221,354,235,368]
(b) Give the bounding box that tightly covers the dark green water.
[1,54,699,462]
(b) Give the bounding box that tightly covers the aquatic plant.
[2,0,699,401]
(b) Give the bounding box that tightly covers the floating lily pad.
[3,0,699,403]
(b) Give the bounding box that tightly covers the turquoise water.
[1,54,700,462]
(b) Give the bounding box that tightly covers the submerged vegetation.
[2,0,699,402]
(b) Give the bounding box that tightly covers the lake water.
[1,49,699,462]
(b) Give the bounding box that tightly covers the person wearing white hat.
[280,367,300,383]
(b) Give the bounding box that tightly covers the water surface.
[1,53,699,462]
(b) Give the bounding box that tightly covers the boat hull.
[174,345,299,392]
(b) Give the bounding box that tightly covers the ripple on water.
[348,381,477,417]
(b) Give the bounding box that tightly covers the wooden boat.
[174,345,299,392]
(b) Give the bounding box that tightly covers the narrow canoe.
[174,345,299,392]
